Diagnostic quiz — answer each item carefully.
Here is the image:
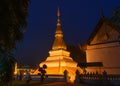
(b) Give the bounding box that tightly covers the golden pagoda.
[39,8,81,82]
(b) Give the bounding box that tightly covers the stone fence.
[74,70,120,86]
[15,70,70,82]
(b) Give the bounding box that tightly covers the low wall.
[15,74,65,81]
[14,70,70,82]
[79,74,120,86]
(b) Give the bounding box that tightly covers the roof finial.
[101,8,105,18]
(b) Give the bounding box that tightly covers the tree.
[110,7,120,29]
[67,45,86,73]
[67,45,86,63]
[38,64,47,82]
[0,50,16,86]
[111,6,120,17]
[0,0,30,49]
[0,0,30,86]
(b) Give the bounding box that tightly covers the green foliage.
[43,64,47,69]
[67,45,86,64]
[110,7,120,30]
[38,64,47,74]
[0,0,30,50]
[0,48,16,86]
[0,0,30,85]
[112,7,120,16]
[38,64,47,82]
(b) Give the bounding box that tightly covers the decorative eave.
[84,15,120,48]
[85,16,107,45]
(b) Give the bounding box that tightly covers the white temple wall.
[86,42,120,74]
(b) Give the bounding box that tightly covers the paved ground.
[35,82,89,86]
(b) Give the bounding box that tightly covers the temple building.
[36,8,82,82]
[85,14,120,74]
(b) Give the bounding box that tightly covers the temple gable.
[85,16,120,74]
[91,23,120,45]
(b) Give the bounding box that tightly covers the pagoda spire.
[57,7,61,26]
[52,7,67,50]
[57,7,60,17]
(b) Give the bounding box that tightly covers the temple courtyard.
[39,82,88,86]
[12,81,90,86]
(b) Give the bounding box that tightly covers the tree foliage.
[0,0,30,50]
[38,64,47,82]
[67,45,86,64]
[0,0,30,85]
[0,50,16,86]
[110,7,120,29]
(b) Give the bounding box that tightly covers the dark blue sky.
[16,0,120,67]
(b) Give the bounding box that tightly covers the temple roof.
[85,16,106,45]
[85,15,120,45]
[52,8,67,50]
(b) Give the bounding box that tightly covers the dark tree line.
[0,0,30,86]
[67,45,86,64]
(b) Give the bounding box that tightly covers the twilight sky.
[16,0,120,67]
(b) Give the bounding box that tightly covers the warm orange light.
[14,62,17,75]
